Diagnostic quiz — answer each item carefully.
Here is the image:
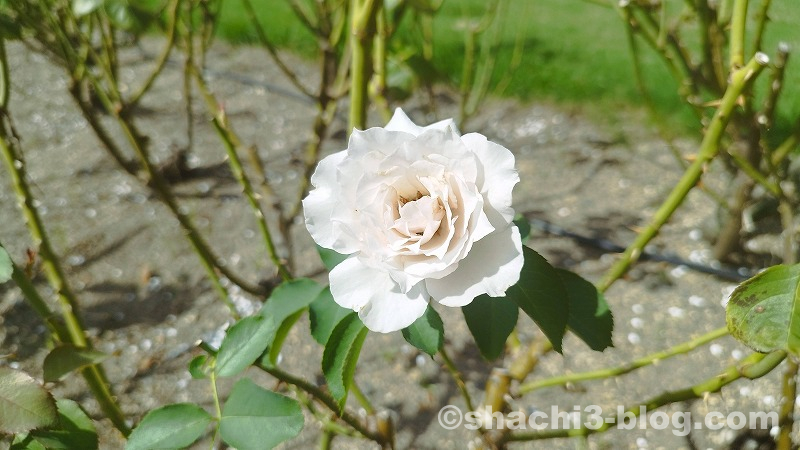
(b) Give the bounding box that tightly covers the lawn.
[208,0,800,132]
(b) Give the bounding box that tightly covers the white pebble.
[557,207,571,217]
[739,386,751,397]
[627,332,641,345]
[668,306,685,318]
[688,229,703,241]
[630,317,644,329]
[636,437,648,448]
[709,344,723,357]
[670,265,689,278]
[631,304,644,315]
[688,295,706,307]
[763,395,776,407]
[731,349,744,360]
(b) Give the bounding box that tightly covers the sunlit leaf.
[726,263,800,355]
[43,345,108,383]
[507,246,569,353]
[220,378,304,450]
[402,304,444,356]
[215,315,276,377]
[28,399,98,450]
[10,435,46,450]
[322,313,368,411]
[557,269,614,351]
[0,367,58,434]
[125,403,212,450]
[463,295,518,360]
[259,278,324,365]
[309,287,351,345]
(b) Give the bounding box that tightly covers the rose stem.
[501,350,785,443]
[0,115,130,436]
[517,326,729,395]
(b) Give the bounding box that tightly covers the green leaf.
[726,263,800,355]
[188,355,208,380]
[462,295,518,360]
[72,0,103,16]
[0,367,58,434]
[259,278,324,365]
[10,435,46,450]
[215,315,276,377]
[43,345,108,383]
[402,305,444,356]
[309,287,352,345]
[125,403,212,450]
[28,399,98,450]
[0,245,11,283]
[220,378,304,450]
[513,215,531,244]
[316,245,348,271]
[556,269,614,351]
[507,247,569,353]
[321,313,368,411]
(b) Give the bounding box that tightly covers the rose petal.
[461,133,519,226]
[303,151,360,254]
[385,108,459,137]
[329,257,429,332]
[426,224,524,307]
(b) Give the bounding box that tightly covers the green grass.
[196,0,800,134]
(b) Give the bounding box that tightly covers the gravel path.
[0,37,786,449]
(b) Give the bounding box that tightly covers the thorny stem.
[213,116,292,280]
[776,200,798,449]
[777,358,798,450]
[128,0,182,106]
[197,341,384,444]
[751,0,773,57]
[241,0,314,99]
[257,365,383,443]
[730,0,749,69]
[209,364,223,448]
[190,65,292,281]
[598,54,769,293]
[518,326,729,395]
[114,111,242,316]
[0,114,130,436]
[439,346,475,413]
[502,351,786,443]
[349,0,381,132]
[39,0,266,302]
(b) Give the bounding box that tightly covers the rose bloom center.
[389,187,446,253]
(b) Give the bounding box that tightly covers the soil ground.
[0,37,791,449]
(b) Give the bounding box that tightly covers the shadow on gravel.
[82,277,199,331]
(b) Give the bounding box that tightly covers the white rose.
[303,108,524,333]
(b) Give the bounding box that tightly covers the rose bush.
[303,109,524,332]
